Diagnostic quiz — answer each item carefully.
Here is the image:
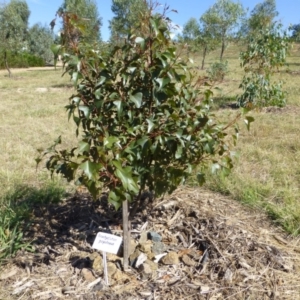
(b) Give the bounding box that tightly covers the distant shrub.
[237,74,286,108]
[237,24,290,108]
[0,51,45,69]
[207,61,228,81]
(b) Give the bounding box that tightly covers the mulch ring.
[1,187,300,300]
[261,105,300,114]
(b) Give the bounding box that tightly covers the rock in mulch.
[161,252,179,265]
[107,262,117,277]
[81,268,96,282]
[152,241,166,255]
[90,253,103,274]
[181,254,196,267]
[148,231,162,242]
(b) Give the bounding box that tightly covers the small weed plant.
[207,61,228,82]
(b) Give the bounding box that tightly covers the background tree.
[56,0,102,45]
[248,0,278,33]
[109,0,149,43]
[181,18,201,55]
[201,0,245,61]
[0,0,30,76]
[181,17,218,70]
[290,24,300,42]
[28,23,54,64]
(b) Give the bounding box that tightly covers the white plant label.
[92,232,122,254]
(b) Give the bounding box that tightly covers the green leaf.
[155,78,170,90]
[35,157,42,166]
[112,161,139,194]
[128,67,136,73]
[54,136,62,145]
[72,72,81,84]
[113,100,123,116]
[108,191,121,210]
[175,145,183,159]
[79,161,100,180]
[86,181,98,199]
[72,97,81,105]
[77,141,90,154]
[135,37,145,49]
[129,92,143,108]
[104,136,119,149]
[146,119,155,133]
[96,76,106,87]
[79,106,90,119]
[212,163,220,174]
[150,18,159,36]
[50,44,61,68]
[244,116,255,131]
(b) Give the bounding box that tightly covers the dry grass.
[0,66,77,196]
[193,43,300,235]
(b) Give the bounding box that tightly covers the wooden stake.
[122,199,130,271]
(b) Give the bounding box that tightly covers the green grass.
[0,180,66,260]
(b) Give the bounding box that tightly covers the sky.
[26,0,300,41]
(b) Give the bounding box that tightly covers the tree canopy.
[182,17,218,69]
[109,0,149,43]
[290,24,300,42]
[56,0,102,44]
[28,23,54,64]
[0,0,30,76]
[248,0,278,31]
[201,0,245,60]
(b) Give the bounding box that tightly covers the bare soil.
[1,187,300,300]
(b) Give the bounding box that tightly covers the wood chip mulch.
[1,187,300,300]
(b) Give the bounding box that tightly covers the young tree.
[109,0,149,43]
[37,4,240,270]
[55,0,102,44]
[201,0,245,61]
[237,23,290,108]
[28,23,54,64]
[181,18,201,54]
[181,17,218,70]
[0,0,30,76]
[248,0,278,32]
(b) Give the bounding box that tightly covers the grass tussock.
[0,181,66,260]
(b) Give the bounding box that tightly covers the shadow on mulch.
[23,190,152,253]
[24,193,119,251]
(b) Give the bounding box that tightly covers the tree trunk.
[122,199,130,271]
[220,38,225,61]
[4,51,12,78]
[201,46,207,70]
